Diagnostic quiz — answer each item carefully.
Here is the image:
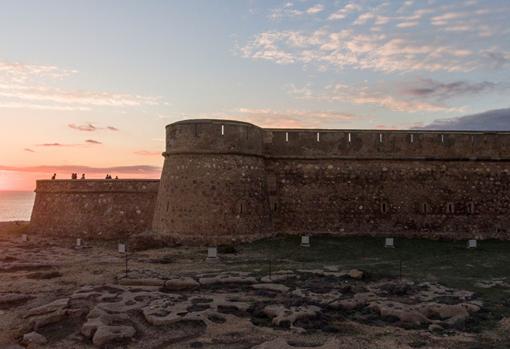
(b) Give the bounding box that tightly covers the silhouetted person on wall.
[81,174,86,180]
[71,173,77,179]
[115,176,119,180]
[51,173,56,180]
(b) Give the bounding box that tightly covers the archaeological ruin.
[29,119,510,244]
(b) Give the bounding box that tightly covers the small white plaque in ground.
[118,243,126,253]
[207,247,218,260]
[21,234,28,242]
[384,237,394,248]
[301,235,310,247]
[76,238,82,247]
[467,239,477,248]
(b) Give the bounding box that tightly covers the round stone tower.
[152,119,273,245]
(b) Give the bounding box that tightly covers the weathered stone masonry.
[29,180,159,239]
[30,119,510,244]
[154,119,510,244]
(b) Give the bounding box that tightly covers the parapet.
[34,179,160,193]
[263,129,510,160]
[164,119,264,157]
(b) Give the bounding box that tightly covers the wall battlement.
[164,119,510,160]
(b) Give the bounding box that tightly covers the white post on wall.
[385,237,395,248]
[301,235,310,247]
[118,243,126,253]
[207,247,218,261]
[21,234,28,242]
[76,238,82,248]
[467,239,477,249]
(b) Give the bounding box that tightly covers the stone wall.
[29,180,159,239]
[153,120,273,245]
[266,159,510,239]
[29,119,510,244]
[153,119,510,245]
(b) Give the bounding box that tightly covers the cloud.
[0,165,162,175]
[37,143,75,147]
[240,28,482,73]
[68,123,119,132]
[400,78,502,100]
[240,2,509,74]
[328,3,361,20]
[134,150,162,156]
[417,108,510,131]
[0,59,162,111]
[268,3,303,20]
[36,139,104,147]
[0,102,90,111]
[0,60,76,83]
[0,84,159,107]
[306,4,324,15]
[232,108,361,128]
[288,83,462,113]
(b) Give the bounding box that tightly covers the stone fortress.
[29,119,510,245]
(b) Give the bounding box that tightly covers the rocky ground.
[1,222,510,348]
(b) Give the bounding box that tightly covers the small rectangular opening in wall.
[285,132,289,142]
[446,202,455,214]
[317,132,320,142]
[380,202,389,214]
[441,134,445,143]
[348,132,351,143]
[221,124,225,136]
[379,133,383,143]
[421,202,429,214]
[410,134,414,143]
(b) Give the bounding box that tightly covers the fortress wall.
[152,120,510,244]
[266,159,510,239]
[153,120,273,245]
[29,179,159,239]
[264,129,510,159]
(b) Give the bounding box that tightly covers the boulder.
[23,331,47,345]
[92,325,136,347]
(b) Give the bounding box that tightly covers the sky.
[1,0,509,191]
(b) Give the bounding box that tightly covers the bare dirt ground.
[1,221,510,349]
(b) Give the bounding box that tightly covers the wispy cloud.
[232,108,361,128]
[0,60,76,83]
[328,3,361,20]
[400,78,503,101]
[241,1,509,73]
[0,59,162,111]
[24,148,35,153]
[288,83,462,113]
[0,84,159,107]
[306,4,324,15]
[85,139,102,145]
[68,123,119,132]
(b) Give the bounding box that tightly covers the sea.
[0,191,35,221]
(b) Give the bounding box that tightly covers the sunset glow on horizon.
[1,0,510,191]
